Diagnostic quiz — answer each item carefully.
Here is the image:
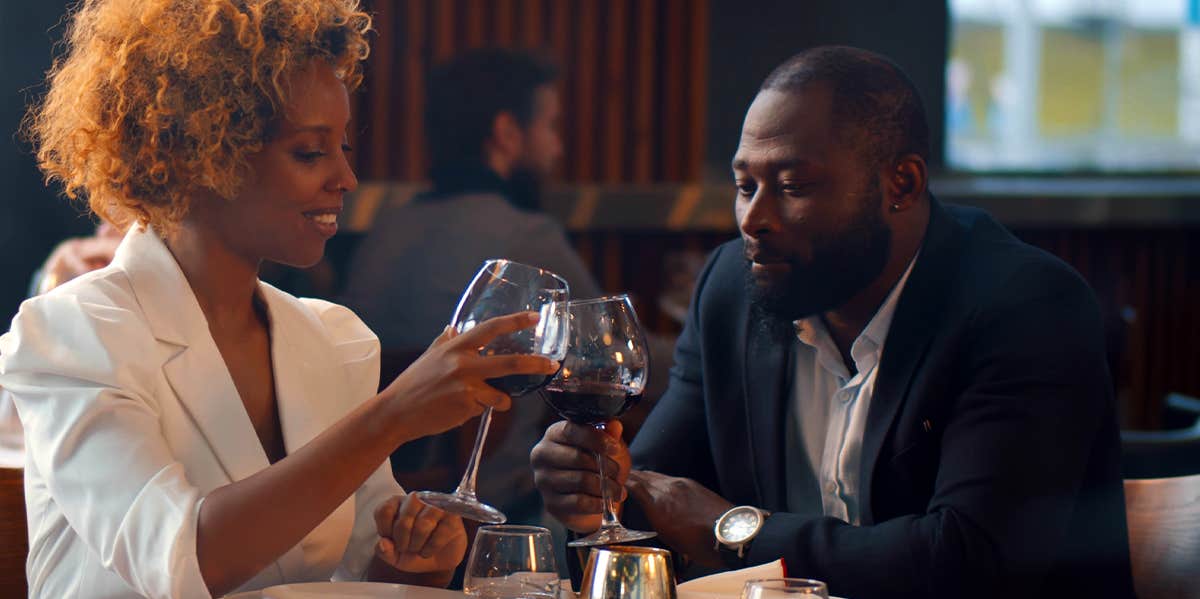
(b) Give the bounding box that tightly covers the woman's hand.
[382,311,559,440]
[374,494,467,574]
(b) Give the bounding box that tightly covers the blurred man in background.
[340,48,602,537]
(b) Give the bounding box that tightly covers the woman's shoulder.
[260,284,381,368]
[1,267,158,386]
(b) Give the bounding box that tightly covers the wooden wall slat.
[365,1,396,180]
[402,0,427,180]
[632,0,657,183]
[464,0,487,48]
[660,0,687,181]
[493,0,515,46]
[573,0,599,182]
[432,0,457,61]
[519,0,543,48]
[602,0,629,182]
[686,1,709,181]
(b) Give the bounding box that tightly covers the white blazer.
[0,227,402,598]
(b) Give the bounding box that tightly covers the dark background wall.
[0,1,93,327]
[704,0,948,176]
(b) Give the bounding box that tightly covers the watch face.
[718,508,762,544]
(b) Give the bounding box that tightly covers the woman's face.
[210,59,359,269]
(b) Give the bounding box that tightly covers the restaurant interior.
[1,1,1198,598]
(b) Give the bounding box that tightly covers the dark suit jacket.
[628,200,1134,599]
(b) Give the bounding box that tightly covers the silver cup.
[579,546,677,599]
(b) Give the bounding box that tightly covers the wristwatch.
[714,505,770,565]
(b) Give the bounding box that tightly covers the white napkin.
[677,559,787,596]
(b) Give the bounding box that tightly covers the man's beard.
[747,186,892,340]
[506,166,545,212]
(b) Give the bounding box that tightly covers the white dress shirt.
[789,254,918,525]
[0,226,402,599]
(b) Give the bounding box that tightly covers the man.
[342,48,601,352]
[531,46,1133,598]
[340,48,602,532]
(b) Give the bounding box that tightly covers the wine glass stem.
[455,405,495,499]
[595,437,622,530]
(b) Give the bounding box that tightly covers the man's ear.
[883,153,927,213]
[490,111,524,158]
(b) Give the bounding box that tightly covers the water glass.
[741,578,829,599]
[464,525,560,599]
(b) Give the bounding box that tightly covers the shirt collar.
[795,250,921,379]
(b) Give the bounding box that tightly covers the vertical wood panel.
[661,0,686,181]
[573,0,599,182]
[365,0,398,180]
[632,0,657,183]
[519,0,543,48]
[686,1,709,181]
[493,0,515,46]
[401,0,427,179]
[464,0,487,48]
[432,0,457,61]
[549,0,572,181]
[602,0,628,182]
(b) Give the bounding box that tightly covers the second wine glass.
[414,259,569,524]
[540,294,656,546]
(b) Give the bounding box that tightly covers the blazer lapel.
[259,285,347,454]
[116,228,269,484]
[857,198,962,524]
[743,312,793,509]
[258,284,357,578]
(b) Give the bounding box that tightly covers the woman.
[0,1,559,597]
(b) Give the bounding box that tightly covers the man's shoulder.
[690,238,751,318]
[941,203,1098,315]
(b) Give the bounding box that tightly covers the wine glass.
[463,525,560,599]
[742,579,829,599]
[540,294,655,546]
[415,259,569,523]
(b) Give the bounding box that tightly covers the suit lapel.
[743,312,792,509]
[113,227,273,484]
[857,198,963,524]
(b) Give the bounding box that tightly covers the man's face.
[514,85,564,177]
[731,86,891,323]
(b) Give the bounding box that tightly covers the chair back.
[1121,393,1200,479]
[1124,474,1200,599]
[0,467,27,597]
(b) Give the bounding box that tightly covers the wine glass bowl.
[540,295,655,546]
[415,259,569,524]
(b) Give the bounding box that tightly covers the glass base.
[414,490,507,524]
[567,525,657,547]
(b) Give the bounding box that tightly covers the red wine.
[487,374,553,397]
[541,383,642,425]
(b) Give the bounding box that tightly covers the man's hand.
[373,494,467,574]
[626,470,734,568]
[531,420,630,533]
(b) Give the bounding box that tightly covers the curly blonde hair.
[27,0,372,233]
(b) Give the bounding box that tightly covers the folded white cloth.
[678,559,787,596]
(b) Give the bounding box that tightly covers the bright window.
[947,0,1200,172]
